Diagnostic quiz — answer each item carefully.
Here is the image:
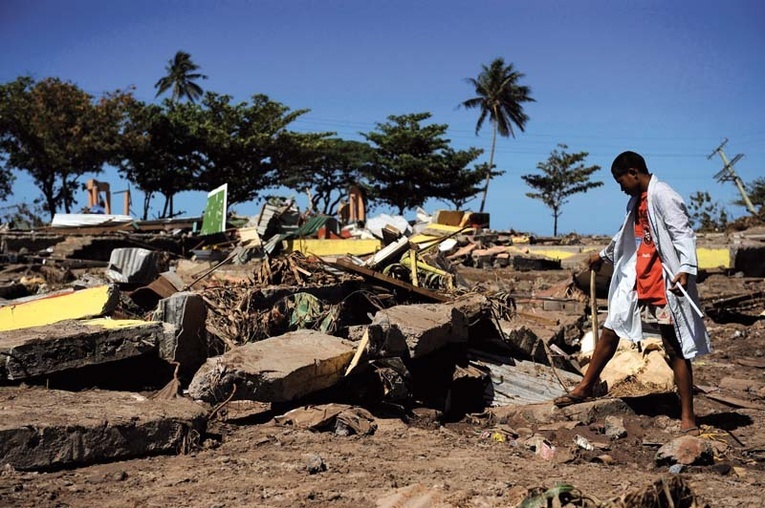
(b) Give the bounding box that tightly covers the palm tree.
[461,58,535,212]
[154,51,208,103]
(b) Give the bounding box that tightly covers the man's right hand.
[588,252,604,272]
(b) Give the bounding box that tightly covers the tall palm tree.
[154,50,208,103]
[461,58,534,212]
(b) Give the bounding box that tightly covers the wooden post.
[590,269,598,345]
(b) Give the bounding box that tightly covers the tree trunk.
[142,192,152,220]
[478,121,498,213]
[553,207,560,236]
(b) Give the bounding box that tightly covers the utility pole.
[707,139,756,214]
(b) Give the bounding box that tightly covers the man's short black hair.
[611,151,648,176]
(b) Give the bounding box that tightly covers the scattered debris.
[0,203,763,508]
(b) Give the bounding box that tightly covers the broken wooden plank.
[333,257,449,303]
[736,357,765,369]
[703,392,765,410]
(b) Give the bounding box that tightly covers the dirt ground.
[1,267,764,507]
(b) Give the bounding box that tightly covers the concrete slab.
[0,285,119,332]
[153,291,208,381]
[369,303,469,359]
[188,330,355,404]
[0,318,164,381]
[0,386,207,471]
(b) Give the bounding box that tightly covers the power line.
[707,138,756,214]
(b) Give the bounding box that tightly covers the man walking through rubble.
[554,150,711,435]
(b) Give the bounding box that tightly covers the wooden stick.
[590,270,599,345]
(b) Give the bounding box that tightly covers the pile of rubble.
[1,203,764,506]
[0,206,600,471]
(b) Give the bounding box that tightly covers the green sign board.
[200,183,228,235]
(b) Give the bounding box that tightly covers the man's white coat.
[600,176,712,359]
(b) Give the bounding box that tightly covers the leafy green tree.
[461,57,535,212]
[281,138,374,215]
[119,99,202,219]
[689,191,729,232]
[0,76,133,219]
[432,154,492,210]
[521,144,602,236]
[197,93,330,206]
[154,50,208,103]
[0,202,46,229]
[0,156,14,202]
[362,112,483,214]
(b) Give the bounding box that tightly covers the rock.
[655,435,714,466]
[188,330,355,403]
[303,453,326,474]
[604,415,628,439]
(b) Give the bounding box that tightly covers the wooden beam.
[333,257,449,303]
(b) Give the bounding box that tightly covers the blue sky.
[1,0,763,235]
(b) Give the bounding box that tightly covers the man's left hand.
[670,272,689,295]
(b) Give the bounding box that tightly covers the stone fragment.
[655,435,714,466]
[188,330,355,403]
[604,415,628,439]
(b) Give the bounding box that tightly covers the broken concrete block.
[153,291,208,381]
[105,248,162,284]
[0,285,119,332]
[188,330,355,404]
[368,303,469,359]
[446,363,490,416]
[451,294,492,325]
[497,323,544,361]
[0,386,206,471]
[557,398,635,425]
[0,318,164,381]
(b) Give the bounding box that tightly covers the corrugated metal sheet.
[105,248,160,284]
[468,351,582,407]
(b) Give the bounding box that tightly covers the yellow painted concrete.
[525,248,594,260]
[410,223,466,246]
[696,247,731,269]
[528,245,730,269]
[285,238,382,256]
[0,285,118,332]
[80,318,156,329]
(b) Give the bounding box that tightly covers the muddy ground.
[1,267,763,507]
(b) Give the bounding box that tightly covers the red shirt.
[634,192,667,305]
